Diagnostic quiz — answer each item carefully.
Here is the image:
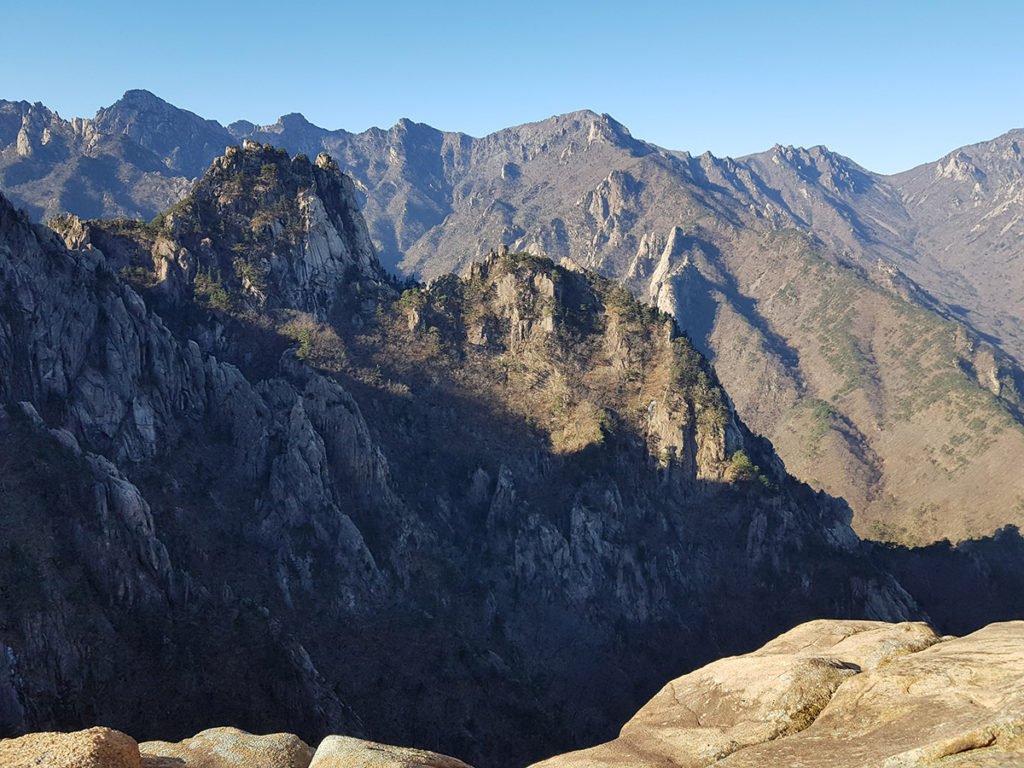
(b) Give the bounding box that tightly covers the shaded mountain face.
[4,92,1024,544]
[0,144,939,767]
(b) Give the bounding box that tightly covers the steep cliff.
[0,143,931,767]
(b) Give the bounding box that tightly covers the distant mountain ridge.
[4,90,1024,543]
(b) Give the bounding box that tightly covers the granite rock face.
[0,726,140,768]
[308,735,472,768]
[531,620,1024,768]
[140,727,314,768]
[153,141,387,319]
[0,726,469,768]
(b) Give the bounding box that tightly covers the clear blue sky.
[3,0,1023,175]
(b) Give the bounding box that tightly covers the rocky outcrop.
[531,620,1024,768]
[718,622,1024,767]
[308,735,473,768]
[140,727,314,768]
[1,727,470,768]
[0,727,140,768]
[155,141,388,319]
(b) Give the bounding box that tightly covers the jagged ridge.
[7,92,1024,543]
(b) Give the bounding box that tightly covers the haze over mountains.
[4,90,1024,545]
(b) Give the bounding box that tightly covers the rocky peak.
[92,89,233,177]
[387,117,444,144]
[226,119,257,137]
[272,112,317,132]
[160,142,389,318]
[51,143,392,322]
[0,100,63,159]
[911,130,1024,190]
[586,112,653,156]
[383,118,447,168]
[511,110,654,158]
[765,143,870,195]
[242,112,327,148]
[0,100,31,146]
[934,149,987,186]
[422,249,746,481]
[114,88,171,112]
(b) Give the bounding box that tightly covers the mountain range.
[4,129,1024,767]
[3,91,1024,545]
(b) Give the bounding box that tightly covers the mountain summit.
[92,89,233,177]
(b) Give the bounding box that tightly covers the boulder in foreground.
[532,619,1024,767]
[0,726,140,768]
[140,726,314,767]
[308,734,474,768]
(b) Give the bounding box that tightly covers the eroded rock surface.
[0,726,140,768]
[718,621,1024,768]
[139,727,314,768]
[0,727,467,768]
[531,620,1024,768]
[308,735,472,768]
